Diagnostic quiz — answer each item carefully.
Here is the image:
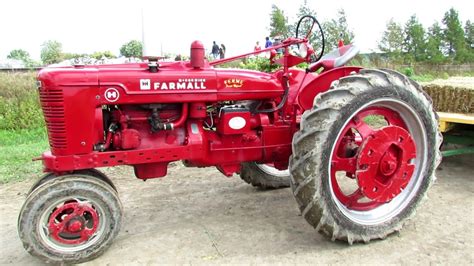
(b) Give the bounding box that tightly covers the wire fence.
[0,67,42,72]
[370,63,474,75]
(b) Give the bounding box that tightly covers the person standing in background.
[254,41,261,52]
[265,37,272,48]
[211,41,219,60]
[273,36,283,54]
[219,44,226,59]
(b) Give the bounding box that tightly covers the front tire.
[18,175,122,264]
[28,168,117,194]
[240,162,290,189]
[290,69,441,243]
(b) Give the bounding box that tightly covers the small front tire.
[28,168,117,194]
[240,162,290,189]
[18,174,122,264]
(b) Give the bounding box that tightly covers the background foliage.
[40,40,63,65]
[0,72,44,130]
[378,8,473,64]
[268,3,473,65]
[119,40,143,58]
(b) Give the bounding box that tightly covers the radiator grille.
[39,87,67,151]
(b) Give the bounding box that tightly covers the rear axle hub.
[380,151,398,176]
[356,126,416,203]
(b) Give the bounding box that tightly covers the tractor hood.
[96,61,284,101]
[39,61,285,104]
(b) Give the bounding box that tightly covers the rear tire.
[240,162,290,189]
[290,69,441,243]
[18,174,122,264]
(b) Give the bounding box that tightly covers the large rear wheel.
[290,69,441,243]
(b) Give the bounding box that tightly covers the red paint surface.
[36,37,363,179]
[48,201,99,245]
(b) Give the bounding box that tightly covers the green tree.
[40,40,63,65]
[120,40,143,58]
[465,20,474,62]
[290,0,317,36]
[378,19,404,62]
[62,53,87,60]
[290,0,323,56]
[403,15,426,62]
[465,20,474,48]
[425,22,445,63]
[323,9,355,51]
[7,49,31,64]
[442,8,467,62]
[269,5,289,38]
[91,51,116,60]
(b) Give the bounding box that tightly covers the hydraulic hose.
[153,103,189,130]
[255,77,290,114]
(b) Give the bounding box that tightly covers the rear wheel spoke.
[332,156,357,174]
[354,120,374,139]
[345,189,364,208]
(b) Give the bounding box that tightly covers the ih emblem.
[140,79,151,90]
[104,88,120,102]
[224,79,243,88]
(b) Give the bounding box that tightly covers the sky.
[0,0,473,61]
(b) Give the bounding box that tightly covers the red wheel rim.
[331,106,417,211]
[47,200,99,245]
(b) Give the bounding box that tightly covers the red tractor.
[18,16,441,263]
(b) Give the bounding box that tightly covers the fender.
[297,66,362,111]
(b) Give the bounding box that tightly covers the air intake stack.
[190,40,204,69]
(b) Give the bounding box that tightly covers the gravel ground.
[0,156,473,265]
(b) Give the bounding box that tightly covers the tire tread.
[290,69,442,243]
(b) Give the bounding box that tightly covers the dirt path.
[1,157,473,265]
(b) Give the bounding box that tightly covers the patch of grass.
[364,115,387,129]
[401,67,414,77]
[0,128,48,184]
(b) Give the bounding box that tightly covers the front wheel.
[28,168,117,194]
[290,69,442,243]
[18,174,122,264]
[240,162,290,189]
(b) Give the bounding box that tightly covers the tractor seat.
[308,44,360,72]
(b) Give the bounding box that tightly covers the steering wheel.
[296,15,325,62]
